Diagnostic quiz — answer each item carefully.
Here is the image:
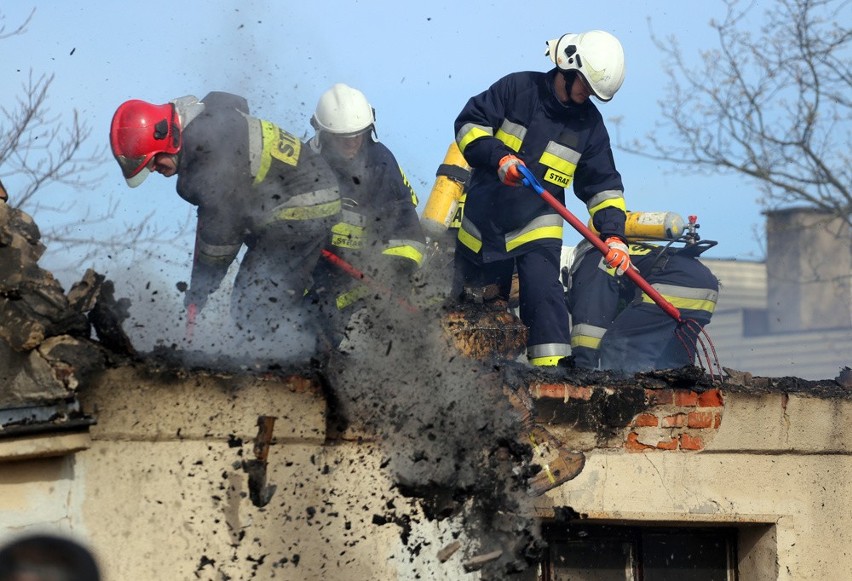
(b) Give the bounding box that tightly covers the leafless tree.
[622,0,851,226]
[0,8,191,274]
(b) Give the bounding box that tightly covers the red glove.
[603,237,631,275]
[498,154,526,186]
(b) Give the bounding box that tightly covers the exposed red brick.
[565,385,593,400]
[533,383,566,399]
[714,412,722,429]
[661,413,686,428]
[645,389,673,406]
[680,433,704,450]
[283,375,316,393]
[673,389,698,406]
[531,383,593,401]
[656,437,678,450]
[697,389,724,407]
[625,432,653,452]
[633,413,659,427]
[687,411,714,429]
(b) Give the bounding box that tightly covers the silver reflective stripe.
[384,239,427,265]
[527,343,571,359]
[280,186,341,208]
[387,238,427,255]
[456,123,494,152]
[645,283,719,314]
[586,189,624,211]
[496,119,526,151]
[458,215,483,252]
[571,323,607,340]
[504,214,564,247]
[172,95,204,127]
[243,115,263,177]
[460,216,482,240]
[340,208,368,227]
[652,284,718,303]
[544,141,582,164]
[197,240,241,260]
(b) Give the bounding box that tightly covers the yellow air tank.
[421,142,471,239]
[589,211,686,241]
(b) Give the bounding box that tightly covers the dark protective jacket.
[454,68,626,263]
[452,68,626,366]
[567,242,719,372]
[174,92,341,328]
[307,138,426,342]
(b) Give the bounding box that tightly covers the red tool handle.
[320,249,419,313]
[517,166,682,322]
[185,302,197,342]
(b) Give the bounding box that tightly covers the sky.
[1,0,768,344]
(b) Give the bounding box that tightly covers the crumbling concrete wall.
[2,365,852,579]
[530,378,852,580]
[0,365,471,580]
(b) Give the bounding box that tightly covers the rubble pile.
[0,201,130,426]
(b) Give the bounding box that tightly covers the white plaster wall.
[546,450,852,580]
[3,366,852,580]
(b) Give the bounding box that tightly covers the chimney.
[766,208,852,332]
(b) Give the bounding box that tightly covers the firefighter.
[305,83,426,347]
[452,30,631,367]
[109,92,341,353]
[566,240,719,372]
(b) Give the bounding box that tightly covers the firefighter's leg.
[503,385,585,496]
[566,251,623,369]
[516,246,571,366]
[452,250,513,303]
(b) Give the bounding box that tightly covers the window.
[540,523,738,581]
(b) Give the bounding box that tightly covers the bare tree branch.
[0,9,193,275]
[620,0,851,227]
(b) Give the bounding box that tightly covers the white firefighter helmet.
[311,83,376,136]
[545,30,625,102]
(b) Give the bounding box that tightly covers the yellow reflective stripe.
[458,216,482,253]
[255,121,301,184]
[400,167,419,206]
[587,190,626,216]
[456,123,493,154]
[504,214,564,252]
[529,355,564,367]
[642,293,717,314]
[540,150,578,176]
[494,120,525,152]
[336,285,371,310]
[506,225,563,252]
[571,335,602,350]
[571,323,605,349]
[382,244,425,266]
[458,227,482,253]
[271,199,341,222]
[495,129,521,152]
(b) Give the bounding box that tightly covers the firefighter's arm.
[453,74,518,171]
[185,208,242,312]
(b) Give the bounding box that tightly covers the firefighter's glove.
[497,155,526,186]
[603,237,631,276]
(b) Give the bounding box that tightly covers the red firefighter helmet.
[109,99,182,187]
